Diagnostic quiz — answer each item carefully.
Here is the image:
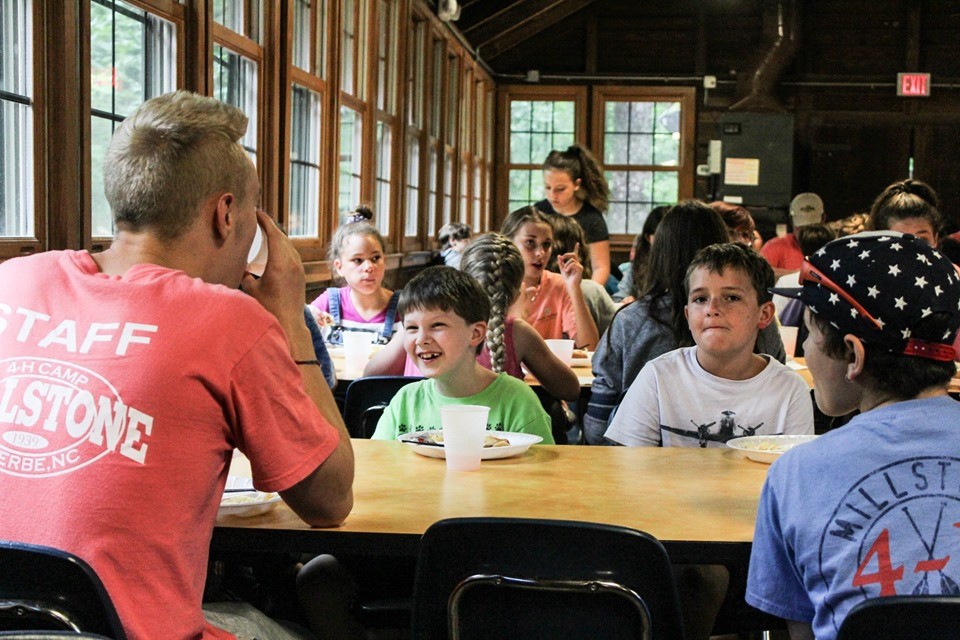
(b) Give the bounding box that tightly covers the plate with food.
[570,349,593,367]
[726,434,818,464]
[398,430,542,460]
[219,477,282,518]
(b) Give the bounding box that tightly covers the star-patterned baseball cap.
[770,231,960,361]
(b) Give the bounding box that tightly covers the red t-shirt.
[760,233,804,271]
[0,251,340,639]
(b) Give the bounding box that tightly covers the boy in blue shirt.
[372,266,553,443]
[748,232,960,640]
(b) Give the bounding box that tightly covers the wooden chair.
[342,376,423,438]
[0,541,126,638]
[836,595,960,640]
[411,517,686,640]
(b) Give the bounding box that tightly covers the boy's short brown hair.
[398,266,490,354]
[683,243,774,304]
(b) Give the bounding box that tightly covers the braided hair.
[460,233,525,373]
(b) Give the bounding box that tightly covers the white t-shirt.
[606,346,813,447]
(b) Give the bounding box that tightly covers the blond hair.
[103,91,252,240]
[460,233,524,373]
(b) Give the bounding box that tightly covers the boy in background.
[436,222,472,269]
[606,242,813,448]
[372,266,553,443]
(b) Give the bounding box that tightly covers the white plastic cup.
[441,405,490,471]
[545,338,575,366]
[342,331,373,373]
[779,325,799,359]
[246,223,268,277]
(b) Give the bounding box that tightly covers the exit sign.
[898,73,931,97]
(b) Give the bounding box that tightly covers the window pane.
[405,21,424,127]
[338,105,363,222]
[213,0,243,32]
[213,45,258,164]
[472,164,481,231]
[292,0,311,71]
[442,151,453,224]
[427,146,438,236]
[508,100,575,164]
[0,0,34,238]
[429,41,443,137]
[606,169,676,235]
[445,57,458,144]
[405,135,419,237]
[508,169,538,212]
[289,85,321,238]
[376,0,397,114]
[340,0,355,95]
[604,100,681,167]
[459,161,468,223]
[89,0,177,236]
[375,121,391,235]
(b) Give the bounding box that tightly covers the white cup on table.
[441,404,490,471]
[342,331,373,374]
[545,338,575,366]
[779,325,798,359]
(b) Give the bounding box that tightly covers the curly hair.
[460,233,525,373]
[542,145,610,212]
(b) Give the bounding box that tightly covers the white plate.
[219,477,281,518]
[398,430,542,460]
[726,434,818,464]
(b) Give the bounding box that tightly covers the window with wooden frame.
[372,0,399,238]
[441,50,459,226]
[458,63,473,225]
[592,86,695,237]
[498,86,586,216]
[425,33,445,238]
[88,0,182,241]
[286,0,329,250]
[212,1,263,168]
[402,13,426,246]
[0,0,41,256]
[337,0,368,223]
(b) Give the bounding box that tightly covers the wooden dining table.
[213,439,770,565]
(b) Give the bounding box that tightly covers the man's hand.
[241,210,306,334]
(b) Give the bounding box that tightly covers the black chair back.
[837,595,960,640]
[342,376,423,438]
[411,517,686,640]
[0,541,126,639]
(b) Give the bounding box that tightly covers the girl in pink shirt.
[501,206,599,350]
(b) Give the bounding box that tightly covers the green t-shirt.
[372,373,554,444]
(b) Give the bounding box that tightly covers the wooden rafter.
[470,0,600,60]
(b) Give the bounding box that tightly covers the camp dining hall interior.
[4,0,960,639]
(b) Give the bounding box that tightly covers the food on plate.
[572,349,588,359]
[754,440,794,452]
[411,432,511,448]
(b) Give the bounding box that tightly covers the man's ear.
[844,334,866,381]
[213,192,236,241]
[757,300,776,329]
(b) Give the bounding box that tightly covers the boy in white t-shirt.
[606,242,813,448]
[606,242,814,640]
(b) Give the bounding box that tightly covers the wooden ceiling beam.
[475,0,600,60]
[464,0,557,44]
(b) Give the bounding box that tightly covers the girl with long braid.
[461,233,580,402]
